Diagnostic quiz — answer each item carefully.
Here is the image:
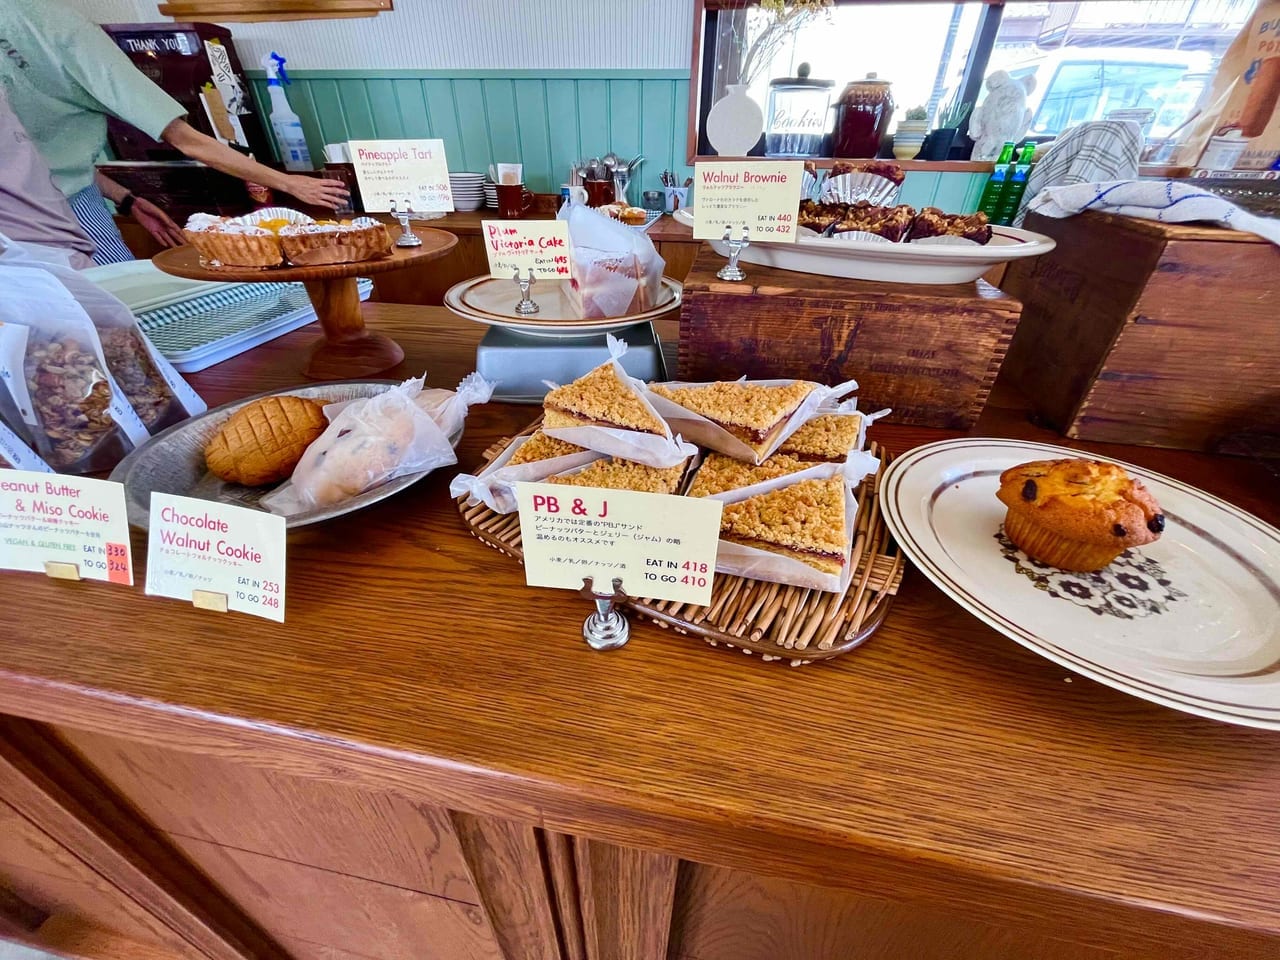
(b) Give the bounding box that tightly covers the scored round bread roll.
[204,395,328,486]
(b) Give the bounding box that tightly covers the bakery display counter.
[0,306,1278,960]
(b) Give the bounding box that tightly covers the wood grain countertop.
[0,306,1277,957]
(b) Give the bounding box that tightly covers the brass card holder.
[716,225,751,281]
[579,577,629,651]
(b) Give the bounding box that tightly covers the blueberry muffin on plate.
[996,459,1166,572]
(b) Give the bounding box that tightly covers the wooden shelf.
[156,0,391,21]
[689,155,994,173]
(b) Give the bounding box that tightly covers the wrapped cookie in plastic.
[263,373,493,515]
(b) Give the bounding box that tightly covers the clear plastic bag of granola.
[0,264,147,474]
[0,239,206,432]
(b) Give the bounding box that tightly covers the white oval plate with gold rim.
[674,206,1055,284]
[879,438,1280,728]
[444,275,682,339]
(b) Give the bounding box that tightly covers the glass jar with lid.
[832,73,895,158]
[764,62,834,158]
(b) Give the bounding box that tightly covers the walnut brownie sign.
[0,472,133,584]
[692,161,804,243]
[516,483,721,606]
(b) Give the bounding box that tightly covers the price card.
[145,494,285,622]
[516,483,722,606]
[692,160,804,243]
[481,220,572,279]
[0,472,133,584]
[348,138,454,213]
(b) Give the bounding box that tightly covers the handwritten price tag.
[481,220,572,279]
[692,160,804,243]
[0,472,134,584]
[515,483,722,606]
[145,494,286,622]
[348,138,454,213]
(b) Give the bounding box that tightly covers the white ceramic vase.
[706,84,765,157]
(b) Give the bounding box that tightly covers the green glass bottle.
[976,142,1017,221]
[995,142,1038,226]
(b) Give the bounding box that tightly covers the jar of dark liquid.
[832,73,895,158]
[765,62,834,158]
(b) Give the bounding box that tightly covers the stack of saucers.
[449,172,485,212]
[483,178,499,209]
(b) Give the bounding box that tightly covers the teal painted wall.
[250,70,985,212]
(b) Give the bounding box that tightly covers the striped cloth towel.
[1012,120,1142,227]
[1026,180,1280,246]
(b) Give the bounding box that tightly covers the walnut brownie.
[719,477,849,575]
[687,452,810,498]
[507,430,586,466]
[543,364,666,435]
[546,457,687,495]
[910,207,992,245]
[649,381,816,454]
[776,413,864,462]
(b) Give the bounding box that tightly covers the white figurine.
[969,70,1036,161]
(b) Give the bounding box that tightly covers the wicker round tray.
[456,422,905,665]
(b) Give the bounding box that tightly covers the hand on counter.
[281,175,350,211]
[131,196,186,247]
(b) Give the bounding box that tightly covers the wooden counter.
[1,306,1278,960]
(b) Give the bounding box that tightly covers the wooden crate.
[1001,211,1280,452]
[677,246,1023,429]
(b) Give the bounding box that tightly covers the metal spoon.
[627,155,645,173]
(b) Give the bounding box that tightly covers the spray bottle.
[262,51,312,171]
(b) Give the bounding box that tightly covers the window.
[692,0,1255,160]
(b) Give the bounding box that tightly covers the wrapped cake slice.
[544,455,691,495]
[645,377,856,464]
[702,458,879,592]
[775,401,889,463]
[541,335,695,468]
[450,429,603,515]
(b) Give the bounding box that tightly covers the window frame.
[686,0,1014,169]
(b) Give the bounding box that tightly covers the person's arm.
[161,119,348,210]
[95,171,185,247]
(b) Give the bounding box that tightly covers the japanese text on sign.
[0,472,133,585]
[515,483,721,606]
[481,220,573,279]
[348,138,454,213]
[692,160,803,243]
[145,494,286,622]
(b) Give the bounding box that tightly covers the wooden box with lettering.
[1001,211,1280,452]
[676,246,1024,429]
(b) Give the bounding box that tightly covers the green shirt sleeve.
[59,13,186,141]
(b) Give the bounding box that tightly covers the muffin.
[996,459,1166,572]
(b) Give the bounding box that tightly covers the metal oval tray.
[111,381,460,530]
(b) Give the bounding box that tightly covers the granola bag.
[541,335,696,468]
[0,265,148,473]
[643,377,859,465]
[706,459,878,593]
[0,238,206,431]
[557,203,665,318]
[0,382,51,472]
[449,434,604,514]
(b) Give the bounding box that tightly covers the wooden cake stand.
[152,229,458,379]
